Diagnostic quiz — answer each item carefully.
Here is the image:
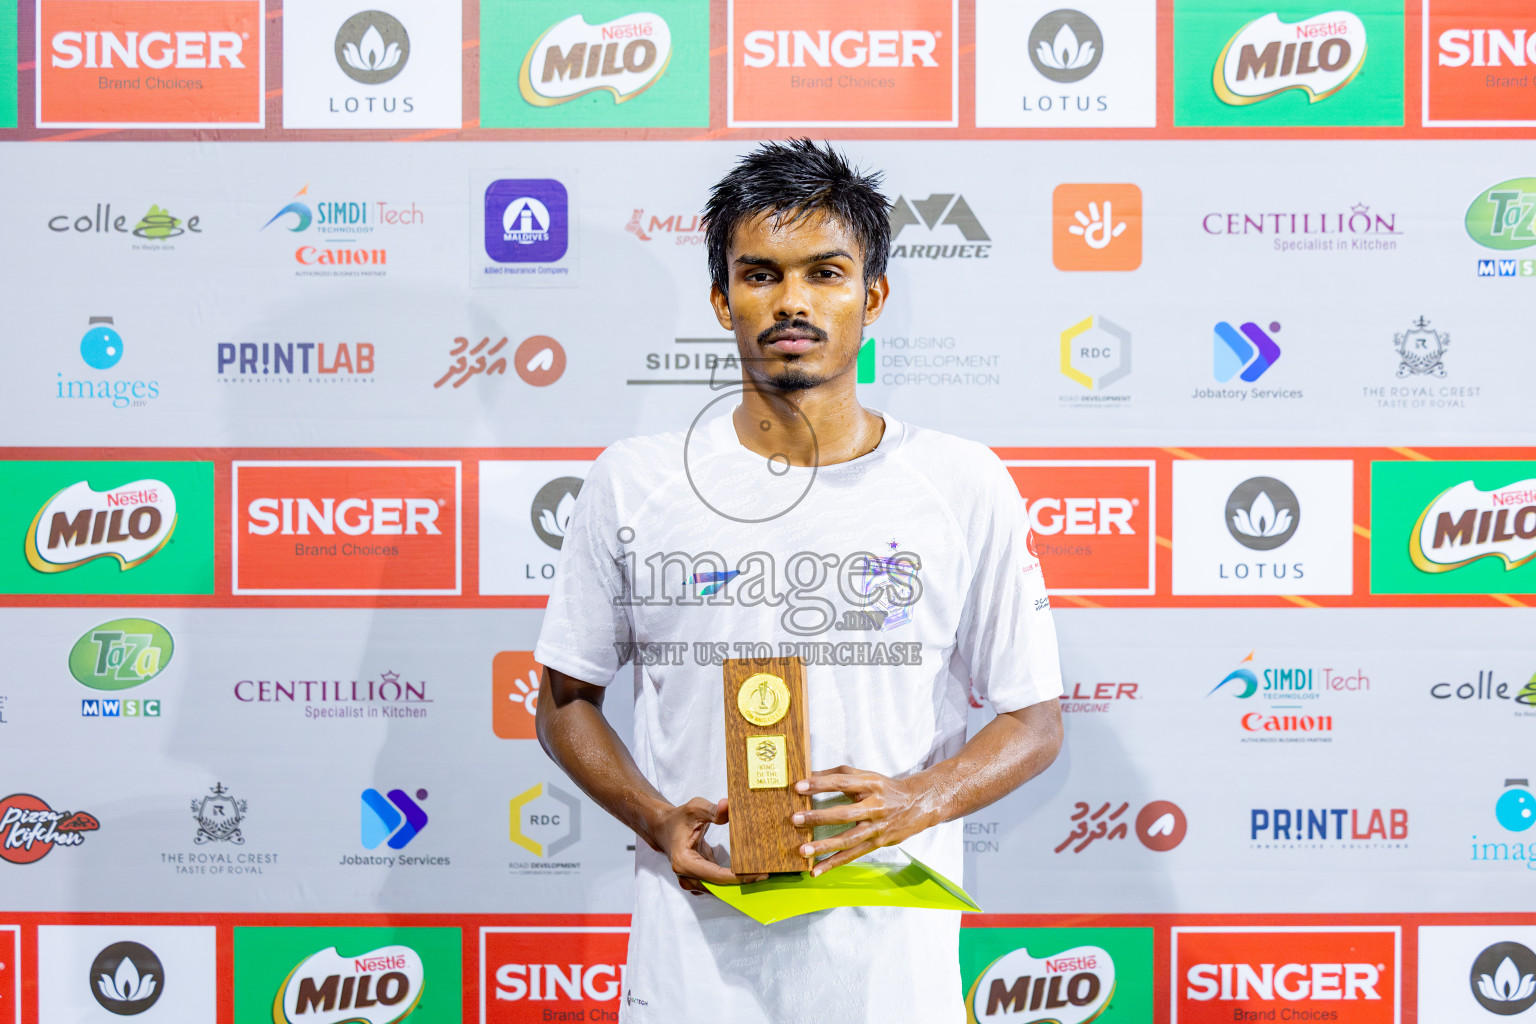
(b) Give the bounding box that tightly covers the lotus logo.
[1472,941,1536,1015]
[335,11,410,85]
[1225,477,1301,551]
[90,941,164,1015]
[531,477,583,550]
[1028,10,1103,83]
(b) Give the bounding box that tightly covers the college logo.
[336,11,410,85]
[1467,179,1536,251]
[482,925,629,1021]
[1426,2,1536,126]
[26,478,176,574]
[0,794,99,864]
[69,619,173,690]
[1052,184,1142,271]
[232,461,461,595]
[1173,927,1399,1023]
[37,0,263,128]
[191,783,246,845]
[361,788,429,851]
[493,652,541,740]
[1214,320,1282,382]
[235,927,459,1024]
[1213,11,1367,106]
[728,0,957,127]
[90,941,164,1015]
[48,203,204,243]
[510,782,580,857]
[961,927,1153,1024]
[1004,462,1154,595]
[479,461,595,596]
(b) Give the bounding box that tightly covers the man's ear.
[710,282,733,330]
[863,274,889,327]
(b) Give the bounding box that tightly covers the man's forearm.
[905,699,1063,830]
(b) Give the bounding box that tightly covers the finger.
[672,847,743,886]
[811,838,881,876]
[813,765,858,777]
[799,822,878,861]
[715,797,730,824]
[682,796,724,825]
[792,802,877,828]
[677,875,708,894]
[795,773,876,796]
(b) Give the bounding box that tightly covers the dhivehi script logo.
[1214,10,1366,106]
[274,945,424,1024]
[519,13,672,106]
[967,942,1114,1023]
[1411,478,1536,574]
[25,479,177,574]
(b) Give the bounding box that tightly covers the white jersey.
[535,410,1062,1023]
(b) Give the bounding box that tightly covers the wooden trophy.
[722,656,812,874]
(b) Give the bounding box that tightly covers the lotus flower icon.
[1224,476,1301,551]
[344,25,401,72]
[1232,489,1292,540]
[1478,956,1536,1004]
[1027,10,1104,83]
[538,491,577,540]
[100,954,157,1004]
[1038,23,1095,72]
[334,11,410,85]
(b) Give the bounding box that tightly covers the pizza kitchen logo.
[1214,10,1367,107]
[275,944,425,1024]
[0,793,100,865]
[26,478,177,575]
[520,12,673,107]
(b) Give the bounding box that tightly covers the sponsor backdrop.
[1,2,1533,1023]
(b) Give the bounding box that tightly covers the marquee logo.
[520,12,672,106]
[37,0,263,128]
[277,945,424,1024]
[1004,461,1155,595]
[69,618,174,690]
[888,193,992,259]
[482,926,628,1021]
[0,794,99,865]
[1174,927,1398,1023]
[232,461,460,595]
[1214,11,1367,106]
[967,942,1113,1023]
[26,478,177,574]
[1409,477,1536,574]
[1427,1,1536,125]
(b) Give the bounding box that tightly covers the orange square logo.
[1173,928,1399,1024]
[492,651,541,740]
[37,0,264,128]
[1425,0,1536,125]
[1053,184,1143,271]
[232,461,460,595]
[728,0,957,126]
[1005,462,1155,595]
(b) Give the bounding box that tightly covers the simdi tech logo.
[232,461,461,596]
[1370,460,1536,594]
[260,183,427,277]
[232,926,460,1024]
[1003,461,1155,595]
[37,0,264,128]
[728,0,958,127]
[960,927,1153,1024]
[1426,1,1536,126]
[481,1,708,128]
[1052,184,1142,271]
[0,460,213,596]
[481,925,629,1022]
[1173,1,1403,126]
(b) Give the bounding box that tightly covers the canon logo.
[51,30,245,69]
[1439,28,1536,68]
[1023,497,1135,536]
[494,963,626,1002]
[246,498,441,537]
[1185,962,1382,1002]
[741,29,938,68]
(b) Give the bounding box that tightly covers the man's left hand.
[790,765,938,876]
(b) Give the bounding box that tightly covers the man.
[534,139,1063,1022]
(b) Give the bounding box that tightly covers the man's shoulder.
[593,427,690,481]
[890,420,1010,497]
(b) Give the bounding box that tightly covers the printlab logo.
[888,193,992,260]
[191,783,246,845]
[0,794,99,864]
[509,782,581,859]
[361,787,428,850]
[531,477,583,550]
[484,179,569,263]
[1052,184,1142,271]
[1214,320,1281,383]
[1472,941,1536,1015]
[217,340,375,382]
[1030,9,1103,82]
[335,11,409,84]
[1225,476,1300,551]
[59,316,162,410]
[1250,806,1408,848]
[90,941,164,1015]
[1055,799,1186,853]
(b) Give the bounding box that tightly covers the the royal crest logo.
[192,783,247,845]
[1411,478,1536,574]
[519,12,672,106]
[0,793,100,865]
[1394,317,1449,378]
[1214,10,1367,106]
[275,944,425,1024]
[26,479,177,574]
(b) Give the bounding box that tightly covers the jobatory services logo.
[481,2,707,128]
[260,183,427,278]
[492,651,541,740]
[36,0,264,128]
[1172,460,1354,595]
[962,928,1154,1024]
[0,460,213,596]
[361,788,429,850]
[232,461,461,595]
[1418,927,1536,1019]
[1195,318,1303,402]
[1173,1,1403,126]
[1172,927,1399,1023]
[1426,1,1536,126]
[0,794,99,864]
[481,925,629,1022]
[975,2,1158,127]
[37,925,217,1022]
[1055,799,1188,854]
[1370,460,1536,594]
[58,316,162,410]
[282,1,461,128]
[233,927,460,1024]
[728,0,958,127]
[1004,461,1155,595]
[1052,184,1142,271]
[474,175,579,286]
[478,460,595,596]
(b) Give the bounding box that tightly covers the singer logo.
[481,926,628,1023]
[1173,927,1399,1024]
[232,461,460,595]
[1426,1,1536,125]
[1004,462,1155,595]
[728,0,957,126]
[37,0,264,128]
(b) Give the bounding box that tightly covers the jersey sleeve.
[954,456,1064,713]
[534,451,635,686]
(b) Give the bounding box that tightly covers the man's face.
[711,209,887,392]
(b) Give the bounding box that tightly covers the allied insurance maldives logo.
[728,0,958,127]
[37,0,264,128]
[232,461,461,596]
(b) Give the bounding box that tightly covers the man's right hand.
[649,797,768,894]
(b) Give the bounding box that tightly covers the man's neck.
[731,378,884,467]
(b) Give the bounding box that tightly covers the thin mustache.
[757,320,828,346]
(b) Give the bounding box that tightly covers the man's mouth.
[758,322,828,356]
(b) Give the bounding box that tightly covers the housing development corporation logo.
[89,941,164,1015]
[0,794,99,864]
[482,926,629,1022]
[960,927,1154,1024]
[1173,928,1399,1023]
[1426,1,1536,126]
[37,0,264,128]
[1052,184,1142,271]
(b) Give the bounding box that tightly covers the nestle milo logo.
[68,619,174,690]
[1466,179,1536,251]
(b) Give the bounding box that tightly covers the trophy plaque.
[722,656,812,874]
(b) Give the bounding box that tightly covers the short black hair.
[703,139,891,293]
